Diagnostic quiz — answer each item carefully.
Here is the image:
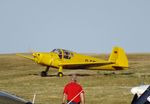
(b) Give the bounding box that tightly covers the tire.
[57,72,63,77]
[41,71,47,77]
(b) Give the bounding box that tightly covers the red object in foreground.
[63,82,84,103]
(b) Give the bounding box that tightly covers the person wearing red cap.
[62,74,85,104]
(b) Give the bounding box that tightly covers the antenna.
[32,93,36,104]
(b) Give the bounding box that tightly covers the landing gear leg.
[41,66,50,77]
[57,66,63,77]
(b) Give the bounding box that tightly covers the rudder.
[108,47,128,68]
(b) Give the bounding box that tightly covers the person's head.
[70,73,77,82]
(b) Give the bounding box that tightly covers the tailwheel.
[41,71,48,77]
[57,72,63,77]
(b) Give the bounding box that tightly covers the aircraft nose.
[32,53,36,57]
[33,53,40,57]
[33,53,35,56]
[32,53,41,63]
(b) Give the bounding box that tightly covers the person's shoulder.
[76,82,82,86]
[73,82,83,88]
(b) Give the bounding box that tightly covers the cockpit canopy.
[52,49,73,59]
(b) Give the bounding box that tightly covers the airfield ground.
[0,54,150,104]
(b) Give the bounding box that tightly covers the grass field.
[0,53,150,104]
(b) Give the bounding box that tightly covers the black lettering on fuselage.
[85,59,96,62]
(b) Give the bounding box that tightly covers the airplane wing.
[59,61,114,68]
[0,91,32,104]
[16,54,34,61]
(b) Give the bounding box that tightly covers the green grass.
[0,54,150,104]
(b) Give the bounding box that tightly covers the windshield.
[52,49,62,59]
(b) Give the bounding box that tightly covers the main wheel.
[57,72,63,77]
[41,71,47,77]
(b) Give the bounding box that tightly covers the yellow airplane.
[16,46,128,77]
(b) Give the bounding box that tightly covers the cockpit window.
[52,49,73,59]
[63,49,73,59]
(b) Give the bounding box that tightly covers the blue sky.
[0,0,150,54]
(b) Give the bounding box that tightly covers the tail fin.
[108,47,128,68]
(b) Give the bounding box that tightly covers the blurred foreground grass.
[0,53,150,104]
